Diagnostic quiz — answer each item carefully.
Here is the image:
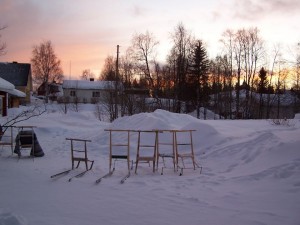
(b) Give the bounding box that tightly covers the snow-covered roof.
[0,77,14,90]
[0,77,26,97]
[62,80,115,90]
[6,88,26,97]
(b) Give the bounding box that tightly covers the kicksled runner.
[50,138,94,182]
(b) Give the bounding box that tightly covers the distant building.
[0,62,33,104]
[62,79,118,103]
[37,81,63,101]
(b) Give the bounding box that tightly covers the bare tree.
[57,96,70,114]
[223,27,264,118]
[94,101,104,121]
[31,40,63,103]
[0,25,7,56]
[100,55,117,81]
[100,55,121,120]
[294,43,300,92]
[240,28,264,118]
[72,96,80,112]
[266,44,281,118]
[233,30,244,118]
[100,90,116,122]
[120,49,135,88]
[275,60,289,119]
[169,23,194,113]
[81,69,95,80]
[220,29,245,118]
[210,55,233,119]
[118,49,142,115]
[129,31,159,94]
[220,29,235,119]
[293,55,300,114]
[293,43,300,114]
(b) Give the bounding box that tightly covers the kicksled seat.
[14,126,44,158]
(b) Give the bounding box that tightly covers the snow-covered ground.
[0,104,300,225]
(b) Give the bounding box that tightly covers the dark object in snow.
[14,130,44,157]
[0,125,2,141]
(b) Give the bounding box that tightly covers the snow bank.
[0,209,27,225]
[0,105,300,225]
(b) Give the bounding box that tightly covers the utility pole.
[114,45,120,120]
[116,45,119,77]
[69,61,72,80]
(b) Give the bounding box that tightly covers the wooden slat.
[66,138,91,142]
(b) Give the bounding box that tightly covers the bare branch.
[130,31,159,89]
[1,103,47,133]
[0,25,8,56]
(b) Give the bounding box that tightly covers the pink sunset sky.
[0,0,299,79]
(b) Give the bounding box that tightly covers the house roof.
[0,77,14,90]
[37,81,62,92]
[6,88,26,97]
[0,77,26,97]
[62,80,116,90]
[0,62,31,87]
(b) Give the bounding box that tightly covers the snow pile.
[0,104,300,225]
[0,209,27,225]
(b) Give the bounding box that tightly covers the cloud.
[232,0,300,20]
[131,4,146,17]
[1,0,42,25]
[212,10,220,20]
[266,0,300,13]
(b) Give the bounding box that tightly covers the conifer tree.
[189,40,210,119]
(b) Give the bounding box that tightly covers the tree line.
[98,24,300,119]
[2,21,298,120]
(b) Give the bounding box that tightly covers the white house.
[62,79,119,103]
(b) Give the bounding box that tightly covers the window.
[70,90,76,97]
[92,91,100,98]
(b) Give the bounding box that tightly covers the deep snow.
[0,104,300,225]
